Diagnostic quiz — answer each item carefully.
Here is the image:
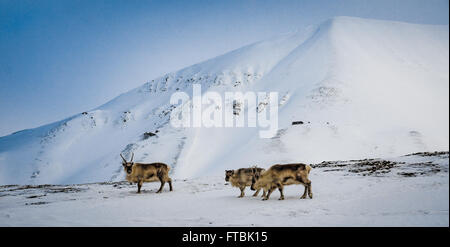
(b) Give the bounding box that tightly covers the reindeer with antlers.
[120,153,173,193]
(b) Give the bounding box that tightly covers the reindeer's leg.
[263,186,275,201]
[262,189,267,198]
[252,188,261,197]
[307,181,313,199]
[300,183,308,199]
[167,177,173,191]
[157,178,165,193]
[238,185,245,198]
[156,171,166,193]
[156,181,165,193]
[137,180,143,193]
[278,185,285,200]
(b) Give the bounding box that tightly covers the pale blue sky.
[0,0,448,136]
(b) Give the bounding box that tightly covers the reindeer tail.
[306,165,312,174]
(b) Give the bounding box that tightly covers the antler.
[120,153,127,163]
[130,152,134,162]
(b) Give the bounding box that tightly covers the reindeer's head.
[225,170,234,182]
[121,153,134,174]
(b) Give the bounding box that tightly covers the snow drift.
[0,16,448,185]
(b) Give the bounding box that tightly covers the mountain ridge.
[0,16,448,185]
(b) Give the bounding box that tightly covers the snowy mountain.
[0,16,448,185]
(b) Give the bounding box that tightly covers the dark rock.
[143,132,157,140]
[292,121,304,125]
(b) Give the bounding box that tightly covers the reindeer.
[121,153,173,193]
[225,167,266,198]
[251,163,312,200]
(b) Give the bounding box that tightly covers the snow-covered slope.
[0,17,448,185]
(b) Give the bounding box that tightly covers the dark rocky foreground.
[312,151,448,177]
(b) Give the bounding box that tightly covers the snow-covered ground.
[1,152,447,226]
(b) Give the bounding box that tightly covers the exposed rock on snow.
[0,152,447,226]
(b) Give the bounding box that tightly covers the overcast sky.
[0,0,448,136]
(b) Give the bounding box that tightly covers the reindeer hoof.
[278,197,284,200]
[309,194,313,199]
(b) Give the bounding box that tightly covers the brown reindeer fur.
[121,153,173,193]
[251,163,312,200]
[225,167,266,198]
